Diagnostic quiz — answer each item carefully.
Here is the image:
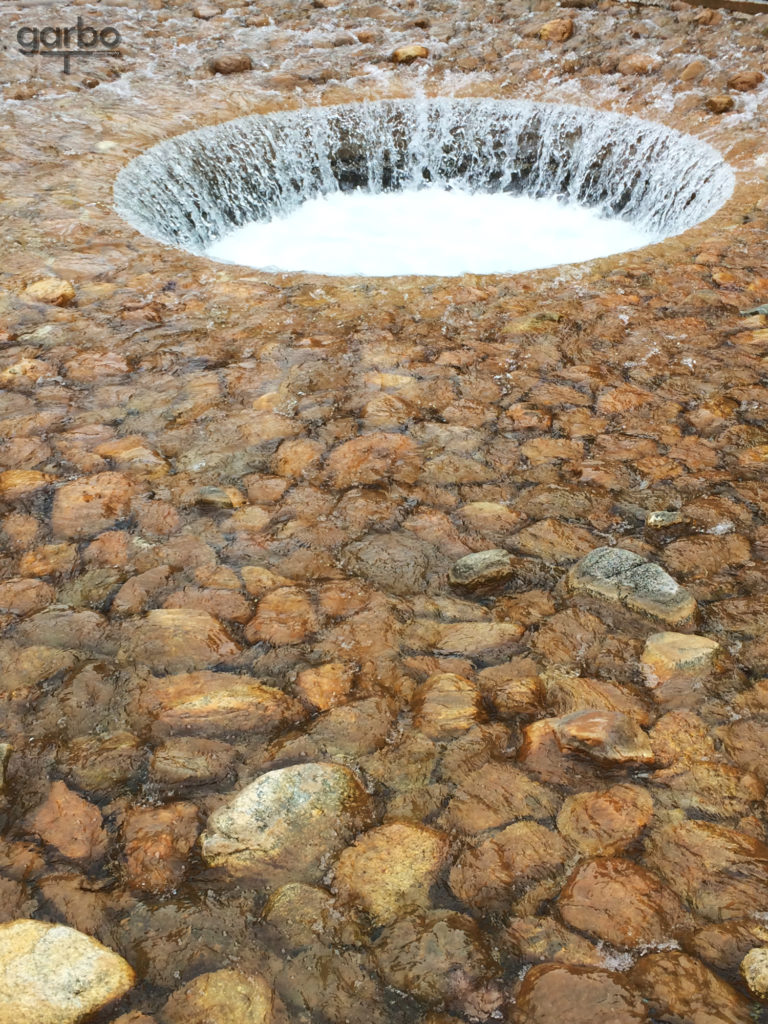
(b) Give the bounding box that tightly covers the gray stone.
[567,546,696,625]
[449,549,516,589]
[200,762,372,885]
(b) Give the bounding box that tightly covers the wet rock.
[718,719,768,782]
[543,671,651,724]
[442,760,560,833]
[553,711,654,765]
[373,910,502,1019]
[0,578,54,616]
[517,718,614,790]
[160,969,280,1024]
[728,70,763,91]
[649,710,715,766]
[617,53,657,75]
[539,18,574,42]
[16,613,112,661]
[273,947,385,1024]
[122,609,240,673]
[122,802,200,893]
[456,502,526,542]
[21,278,75,306]
[650,761,764,819]
[294,662,355,710]
[25,781,107,863]
[344,532,439,596]
[150,737,235,788]
[643,820,768,921]
[0,643,77,698]
[558,857,692,949]
[263,883,365,950]
[52,473,134,540]
[0,471,50,501]
[476,662,541,718]
[111,566,171,616]
[200,762,371,885]
[405,620,524,660]
[326,433,419,488]
[741,947,768,1000]
[449,821,568,912]
[61,731,143,794]
[567,546,696,625]
[391,45,429,64]
[19,543,78,577]
[244,587,318,644]
[707,94,735,113]
[514,963,649,1024]
[630,950,752,1024]
[449,549,517,590]
[270,696,393,762]
[209,53,253,75]
[0,919,134,1024]
[0,744,10,796]
[502,916,605,968]
[642,632,721,681]
[511,519,595,563]
[332,822,448,923]
[688,919,768,974]
[413,672,482,739]
[193,4,221,18]
[137,670,305,737]
[557,783,653,856]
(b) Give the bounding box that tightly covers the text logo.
[17,17,121,74]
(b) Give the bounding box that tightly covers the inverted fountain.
[114,98,735,277]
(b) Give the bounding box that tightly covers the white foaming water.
[205,188,659,277]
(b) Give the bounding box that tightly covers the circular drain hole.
[114,98,734,278]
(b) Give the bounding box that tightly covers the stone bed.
[2,1,768,1022]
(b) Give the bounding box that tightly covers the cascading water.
[114,98,735,277]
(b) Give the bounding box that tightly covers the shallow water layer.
[206,189,659,275]
[4,0,768,1023]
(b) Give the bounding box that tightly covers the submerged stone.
[200,762,371,885]
[567,546,696,625]
[514,963,649,1024]
[332,821,449,923]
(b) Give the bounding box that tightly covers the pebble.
[209,54,253,75]
[515,963,649,1024]
[630,950,752,1024]
[200,762,372,884]
[0,919,134,1024]
[391,45,429,64]
[539,18,574,42]
[122,609,241,673]
[333,821,449,923]
[448,549,516,589]
[160,969,278,1024]
[567,546,697,625]
[553,710,654,765]
[24,781,107,863]
[558,857,693,948]
[556,783,654,856]
[21,278,75,306]
[741,947,768,1000]
[373,910,503,1019]
[413,672,482,739]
